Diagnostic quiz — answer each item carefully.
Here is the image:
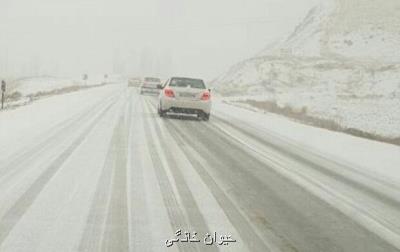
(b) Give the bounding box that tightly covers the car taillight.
[201,91,210,100]
[164,88,175,98]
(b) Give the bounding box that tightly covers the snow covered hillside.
[214,0,400,141]
[261,0,400,61]
[10,75,113,96]
[11,77,80,96]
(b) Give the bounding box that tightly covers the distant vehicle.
[157,77,211,121]
[140,77,161,95]
[128,77,141,87]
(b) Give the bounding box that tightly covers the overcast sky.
[0,0,320,80]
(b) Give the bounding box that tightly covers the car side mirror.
[157,84,163,89]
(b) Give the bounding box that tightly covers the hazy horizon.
[0,0,320,80]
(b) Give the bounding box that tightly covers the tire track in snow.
[0,93,120,187]
[142,99,202,252]
[144,99,219,252]
[165,113,398,251]
[79,96,130,252]
[0,99,116,245]
[101,96,130,252]
[126,92,154,251]
[212,115,400,208]
[145,98,277,251]
[161,118,277,252]
[208,115,400,250]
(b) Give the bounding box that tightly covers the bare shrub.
[5,91,22,102]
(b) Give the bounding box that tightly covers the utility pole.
[1,80,6,110]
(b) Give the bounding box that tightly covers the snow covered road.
[0,83,399,252]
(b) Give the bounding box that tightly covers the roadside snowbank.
[214,100,400,183]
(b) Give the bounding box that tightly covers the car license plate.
[179,92,195,98]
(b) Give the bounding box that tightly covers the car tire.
[201,113,210,121]
[158,105,165,118]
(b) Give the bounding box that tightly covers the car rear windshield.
[169,78,206,89]
[145,77,160,82]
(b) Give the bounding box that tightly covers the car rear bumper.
[140,87,159,94]
[161,98,211,114]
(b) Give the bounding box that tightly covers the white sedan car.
[157,77,212,120]
[140,77,161,95]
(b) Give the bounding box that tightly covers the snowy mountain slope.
[261,0,400,61]
[260,1,336,58]
[214,0,400,140]
[328,0,400,61]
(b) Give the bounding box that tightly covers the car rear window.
[145,77,160,82]
[169,78,206,89]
